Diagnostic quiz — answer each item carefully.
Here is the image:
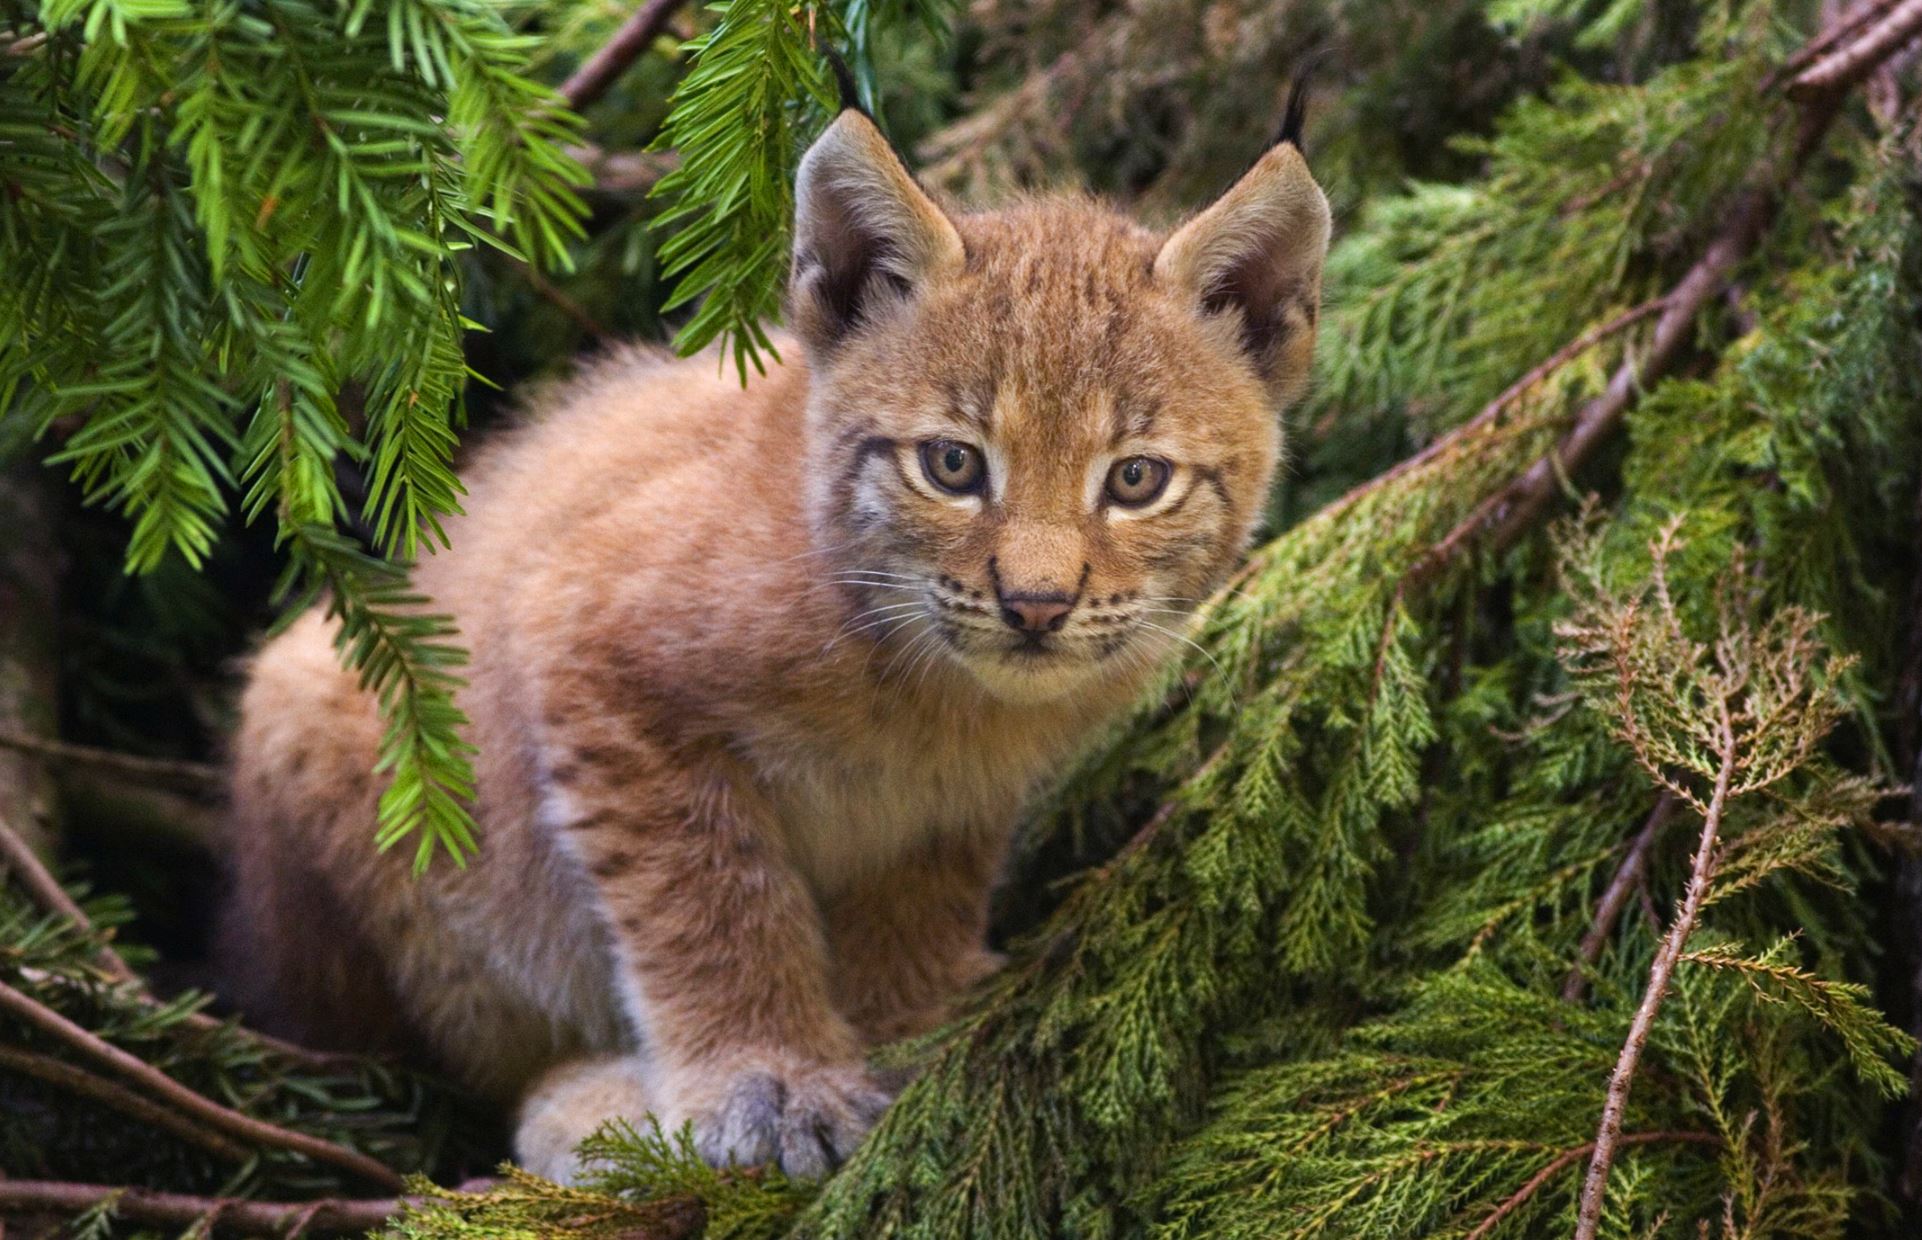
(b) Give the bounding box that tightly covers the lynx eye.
[919,439,986,495]
[1106,456,1171,507]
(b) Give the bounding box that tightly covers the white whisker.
[769,538,860,567]
[824,604,927,656]
[909,630,955,691]
[880,625,942,683]
[1134,619,1236,706]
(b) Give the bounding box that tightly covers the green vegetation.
[5,0,1921,1236]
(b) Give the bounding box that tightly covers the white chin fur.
[959,649,1116,703]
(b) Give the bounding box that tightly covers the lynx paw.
[514,1056,656,1185]
[682,1061,892,1179]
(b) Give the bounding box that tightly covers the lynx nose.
[998,594,1074,634]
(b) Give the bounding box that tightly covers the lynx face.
[790,112,1330,703]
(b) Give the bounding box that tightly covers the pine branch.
[288,527,478,872]
[1788,0,1922,99]
[0,979,405,1191]
[1323,293,1672,521]
[1465,1130,1718,1240]
[0,1179,494,1237]
[1395,18,1893,600]
[1561,793,1678,1003]
[1764,0,1901,89]
[558,0,694,111]
[1571,714,1737,1240]
[648,0,841,375]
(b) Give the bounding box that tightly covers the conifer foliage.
[5,0,1922,1237]
[2,0,596,868]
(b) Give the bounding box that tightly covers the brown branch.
[0,980,404,1190]
[1572,711,1739,1240]
[0,811,142,987]
[557,0,692,113]
[51,765,222,851]
[2,812,353,1071]
[1465,1131,1718,1240]
[1561,793,1679,1003]
[1789,0,1922,98]
[517,260,613,338]
[0,1179,501,1238]
[566,143,679,195]
[0,727,220,793]
[1320,297,1671,526]
[0,1045,250,1163]
[1402,78,1855,598]
[1765,0,1900,90]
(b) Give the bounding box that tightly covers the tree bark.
[0,465,60,856]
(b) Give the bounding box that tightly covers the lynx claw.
[693,1065,892,1178]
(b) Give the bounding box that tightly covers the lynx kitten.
[226,98,1329,1181]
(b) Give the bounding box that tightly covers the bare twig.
[1464,1131,1718,1240]
[50,765,223,850]
[566,143,679,194]
[0,1045,250,1163]
[0,811,142,987]
[2,812,353,1070]
[0,727,220,792]
[1572,714,1739,1239]
[557,0,693,113]
[0,980,404,1190]
[0,1179,501,1238]
[1764,0,1900,90]
[1789,0,1922,98]
[517,260,614,337]
[1562,794,1679,1003]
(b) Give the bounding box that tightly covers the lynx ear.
[1154,141,1331,403]
[790,110,965,353]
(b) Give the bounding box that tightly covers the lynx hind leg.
[223,610,408,1051]
[515,1056,662,1184]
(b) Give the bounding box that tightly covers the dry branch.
[0,727,220,793]
[0,1044,250,1162]
[1765,0,1900,90]
[0,810,141,987]
[1324,294,1671,523]
[0,979,405,1190]
[1464,1130,1718,1240]
[2,812,353,1069]
[567,143,679,194]
[1562,793,1678,1003]
[0,1179,497,1237]
[1571,731,1737,1239]
[557,0,692,112]
[1789,0,1922,98]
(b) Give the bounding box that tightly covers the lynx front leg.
[824,831,1009,1046]
[535,742,889,1178]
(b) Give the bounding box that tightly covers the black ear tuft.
[1274,57,1320,153]
[819,40,866,118]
